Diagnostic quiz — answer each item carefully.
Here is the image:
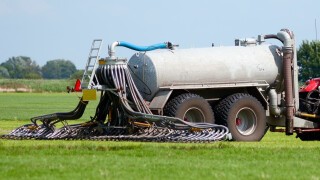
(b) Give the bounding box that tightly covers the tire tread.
[164,93,214,123]
[214,93,266,141]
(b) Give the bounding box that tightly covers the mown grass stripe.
[1,93,320,179]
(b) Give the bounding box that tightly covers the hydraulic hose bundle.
[2,41,228,142]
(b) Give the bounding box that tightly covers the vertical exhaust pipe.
[277,29,294,135]
[265,29,295,135]
[282,47,294,135]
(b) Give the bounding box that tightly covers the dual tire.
[164,93,266,141]
[214,93,266,141]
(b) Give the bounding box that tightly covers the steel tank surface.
[128,44,283,101]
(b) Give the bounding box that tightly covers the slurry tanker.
[4,29,320,141]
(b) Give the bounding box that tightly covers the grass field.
[0,79,76,92]
[0,93,98,121]
[1,93,320,179]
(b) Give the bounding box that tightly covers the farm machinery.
[3,28,320,141]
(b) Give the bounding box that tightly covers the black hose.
[31,99,88,125]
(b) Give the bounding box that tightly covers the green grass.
[1,132,320,179]
[0,79,76,92]
[0,93,98,121]
[1,93,320,179]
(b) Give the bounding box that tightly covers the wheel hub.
[236,118,241,126]
[183,107,205,123]
[235,108,257,135]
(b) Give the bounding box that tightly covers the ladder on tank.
[81,39,103,90]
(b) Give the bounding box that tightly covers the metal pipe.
[283,49,294,135]
[266,29,294,135]
[268,89,285,116]
[297,112,320,119]
[109,41,171,58]
[109,41,120,57]
[264,34,283,43]
[277,29,293,47]
[298,128,320,133]
[292,38,300,112]
[277,29,294,135]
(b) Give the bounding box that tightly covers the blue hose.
[118,41,169,51]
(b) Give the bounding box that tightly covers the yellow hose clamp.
[190,127,202,132]
[27,125,38,131]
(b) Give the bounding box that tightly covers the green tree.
[297,40,320,82]
[70,69,84,80]
[42,59,77,79]
[0,66,10,78]
[0,56,42,79]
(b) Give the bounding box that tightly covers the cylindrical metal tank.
[128,45,283,101]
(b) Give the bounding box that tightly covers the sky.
[0,0,320,69]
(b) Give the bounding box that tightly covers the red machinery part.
[299,78,320,93]
[74,79,82,92]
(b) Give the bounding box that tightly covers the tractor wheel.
[164,93,214,123]
[214,93,266,141]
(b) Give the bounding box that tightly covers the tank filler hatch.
[235,35,266,47]
[235,38,257,47]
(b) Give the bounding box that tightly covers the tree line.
[0,40,319,81]
[297,40,320,82]
[0,56,83,79]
